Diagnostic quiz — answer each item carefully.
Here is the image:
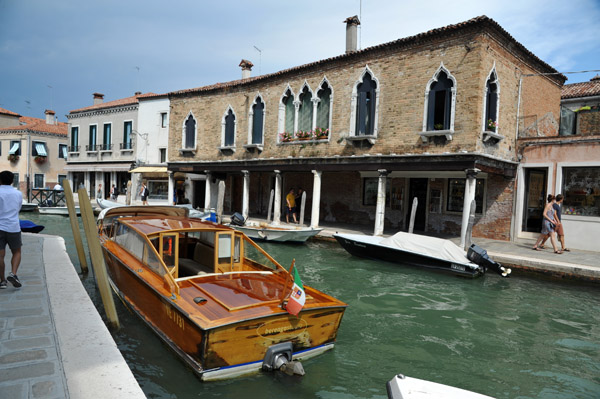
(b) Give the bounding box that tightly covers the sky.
[1,0,599,123]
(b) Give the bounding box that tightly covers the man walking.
[0,170,23,289]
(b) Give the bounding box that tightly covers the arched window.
[282,88,295,134]
[184,113,196,149]
[316,80,332,130]
[222,107,236,147]
[484,69,499,132]
[423,64,457,133]
[297,86,313,133]
[356,72,377,136]
[250,96,264,145]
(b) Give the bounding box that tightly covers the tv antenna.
[47,85,53,110]
[135,66,140,92]
[253,46,262,75]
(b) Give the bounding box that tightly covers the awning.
[9,142,20,154]
[129,166,168,173]
[35,143,47,156]
[63,163,132,172]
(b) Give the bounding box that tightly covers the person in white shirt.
[0,170,23,289]
[53,183,63,191]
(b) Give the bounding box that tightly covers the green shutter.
[285,96,294,133]
[316,90,330,129]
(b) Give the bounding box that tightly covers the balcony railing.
[100,143,113,151]
[86,144,99,151]
[68,145,80,152]
[120,142,133,150]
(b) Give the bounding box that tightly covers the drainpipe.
[515,74,523,145]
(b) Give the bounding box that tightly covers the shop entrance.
[522,168,547,233]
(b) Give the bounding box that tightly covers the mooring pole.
[78,188,120,329]
[62,179,88,274]
[408,197,418,234]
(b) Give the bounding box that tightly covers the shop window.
[447,178,484,213]
[362,178,391,206]
[562,167,600,216]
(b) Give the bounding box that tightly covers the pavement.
[0,234,145,399]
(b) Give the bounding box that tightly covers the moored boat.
[97,206,347,380]
[19,220,45,233]
[334,231,510,278]
[20,200,38,212]
[230,221,323,243]
[38,206,80,216]
[386,374,495,399]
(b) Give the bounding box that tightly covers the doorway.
[103,173,111,200]
[193,180,205,209]
[522,168,547,233]
[407,178,428,232]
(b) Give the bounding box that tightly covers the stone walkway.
[0,234,145,399]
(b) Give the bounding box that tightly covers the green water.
[25,214,600,398]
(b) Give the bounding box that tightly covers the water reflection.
[25,214,600,398]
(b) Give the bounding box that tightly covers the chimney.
[344,16,360,54]
[45,109,56,125]
[239,59,254,79]
[93,92,104,105]
[591,74,600,82]
[135,91,142,96]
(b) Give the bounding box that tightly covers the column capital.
[465,168,481,178]
[241,170,249,176]
[312,170,322,176]
[378,169,388,176]
[274,170,281,174]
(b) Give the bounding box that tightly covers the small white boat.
[38,206,80,216]
[96,198,122,209]
[387,374,495,399]
[20,202,39,212]
[229,220,322,243]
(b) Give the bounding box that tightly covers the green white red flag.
[286,267,305,316]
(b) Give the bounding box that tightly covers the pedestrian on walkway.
[540,194,570,252]
[533,194,561,254]
[140,182,149,205]
[0,170,23,289]
[285,188,297,223]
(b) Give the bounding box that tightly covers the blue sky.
[1,0,599,122]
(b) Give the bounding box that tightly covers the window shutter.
[285,97,294,133]
[368,90,376,135]
[299,94,312,132]
[427,91,436,130]
[316,90,330,129]
[444,89,452,130]
[356,92,367,135]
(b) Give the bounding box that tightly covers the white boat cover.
[379,231,474,266]
[387,374,495,399]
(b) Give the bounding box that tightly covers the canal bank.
[0,234,145,399]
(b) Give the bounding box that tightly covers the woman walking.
[533,194,562,254]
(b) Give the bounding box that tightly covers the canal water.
[25,214,600,398]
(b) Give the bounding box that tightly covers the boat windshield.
[114,222,166,277]
[243,237,283,273]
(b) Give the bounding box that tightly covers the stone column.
[242,170,250,220]
[272,170,282,225]
[204,171,212,210]
[293,101,300,134]
[310,170,322,228]
[460,168,480,248]
[311,98,320,130]
[167,171,175,205]
[374,169,388,236]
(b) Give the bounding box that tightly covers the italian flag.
[286,267,305,316]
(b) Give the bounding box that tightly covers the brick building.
[0,107,68,200]
[166,16,563,242]
[516,75,600,251]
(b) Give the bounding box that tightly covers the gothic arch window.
[316,79,333,131]
[297,84,314,133]
[484,68,499,131]
[279,87,295,135]
[350,66,380,138]
[247,94,265,146]
[183,112,196,149]
[221,106,236,148]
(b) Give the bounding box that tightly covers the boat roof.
[120,216,229,236]
[99,205,188,220]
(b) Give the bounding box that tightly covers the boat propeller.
[262,342,305,376]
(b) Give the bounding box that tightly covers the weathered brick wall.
[472,174,514,240]
[578,108,600,135]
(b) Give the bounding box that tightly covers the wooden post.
[126,180,132,205]
[78,188,120,329]
[62,179,88,274]
[299,191,307,226]
[408,197,418,234]
[267,189,274,223]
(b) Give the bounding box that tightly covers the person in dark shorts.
[0,170,23,289]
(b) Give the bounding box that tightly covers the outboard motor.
[262,342,305,376]
[230,212,246,226]
[467,243,511,277]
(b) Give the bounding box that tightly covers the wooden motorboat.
[334,232,510,278]
[387,374,495,399]
[20,220,45,233]
[228,219,322,243]
[97,206,347,380]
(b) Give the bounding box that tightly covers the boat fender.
[261,342,305,376]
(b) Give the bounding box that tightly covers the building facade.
[516,75,600,251]
[166,16,563,242]
[0,108,68,200]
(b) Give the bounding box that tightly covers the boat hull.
[38,206,80,216]
[334,234,483,278]
[232,224,322,243]
[102,242,345,380]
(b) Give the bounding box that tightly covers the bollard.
[62,179,88,274]
[78,188,120,329]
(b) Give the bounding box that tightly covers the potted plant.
[487,119,498,132]
[8,154,19,163]
[295,130,312,140]
[434,123,444,131]
[279,132,294,142]
[34,155,47,164]
[315,127,329,140]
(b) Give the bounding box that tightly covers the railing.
[101,143,113,151]
[31,189,66,206]
[120,142,133,150]
[86,144,99,151]
[68,145,80,152]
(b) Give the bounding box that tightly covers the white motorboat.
[229,220,322,243]
[96,198,122,209]
[386,374,495,399]
[38,206,80,216]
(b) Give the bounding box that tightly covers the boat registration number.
[450,264,466,271]
[164,304,185,331]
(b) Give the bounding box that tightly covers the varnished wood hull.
[102,244,346,380]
